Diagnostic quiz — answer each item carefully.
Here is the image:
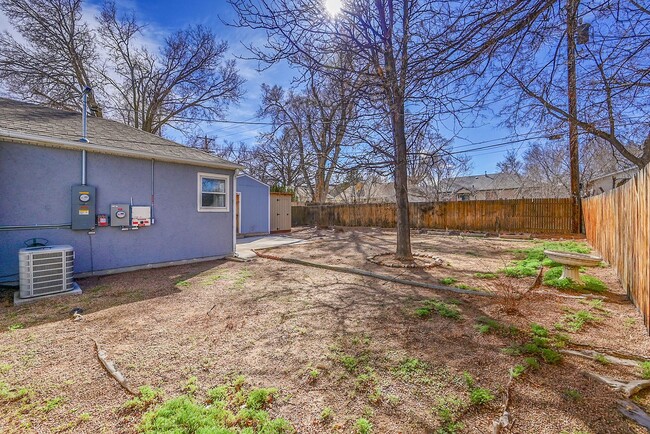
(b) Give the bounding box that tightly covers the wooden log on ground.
[253,250,495,297]
[94,340,138,396]
[560,349,640,367]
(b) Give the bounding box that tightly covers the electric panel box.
[131,206,151,227]
[71,185,96,230]
[110,204,130,227]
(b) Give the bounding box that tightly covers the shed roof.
[0,98,241,170]
[236,173,270,187]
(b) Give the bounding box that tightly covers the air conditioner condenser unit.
[15,245,81,304]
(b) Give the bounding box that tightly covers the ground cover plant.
[501,241,591,278]
[415,299,462,320]
[543,267,607,293]
[138,376,292,433]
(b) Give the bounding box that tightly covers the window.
[198,173,229,212]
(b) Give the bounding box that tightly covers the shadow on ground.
[0,260,224,331]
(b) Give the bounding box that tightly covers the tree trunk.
[314,159,328,204]
[392,96,413,261]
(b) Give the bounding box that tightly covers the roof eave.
[0,128,244,171]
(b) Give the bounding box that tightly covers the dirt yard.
[1,227,649,433]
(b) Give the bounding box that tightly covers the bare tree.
[499,0,650,169]
[0,0,244,136]
[253,128,305,188]
[0,0,103,115]
[259,61,358,203]
[496,149,523,176]
[230,0,556,260]
[521,136,625,198]
[98,2,244,136]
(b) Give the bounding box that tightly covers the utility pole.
[567,0,581,233]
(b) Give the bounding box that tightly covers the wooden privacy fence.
[292,198,573,234]
[583,165,650,333]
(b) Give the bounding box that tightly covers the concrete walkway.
[236,235,307,259]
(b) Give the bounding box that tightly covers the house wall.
[236,175,269,235]
[0,141,235,282]
[586,168,638,196]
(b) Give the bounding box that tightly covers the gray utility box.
[110,204,131,227]
[71,185,96,230]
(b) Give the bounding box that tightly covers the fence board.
[583,165,650,334]
[292,198,573,234]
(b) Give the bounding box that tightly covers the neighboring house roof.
[442,173,523,193]
[332,181,430,203]
[0,98,242,170]
[587,166,638,184]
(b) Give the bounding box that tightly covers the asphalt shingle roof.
[443,173,523,192]
[0,98,240,169]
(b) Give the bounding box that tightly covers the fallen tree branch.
[560,349,640,367]
[492,375,515,433]
[94,340,138,396]
[584,372,650,398]
[617,399,650,429]
[568,342,650,363]
[253,250,495,297]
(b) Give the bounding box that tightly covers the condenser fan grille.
[19,246,75,298]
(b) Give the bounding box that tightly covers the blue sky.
[91,1,539,174]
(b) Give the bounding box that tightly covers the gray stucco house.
[0,98,242,285]
[236,174,270,236]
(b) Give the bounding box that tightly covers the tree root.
[560,349,640,367]
[584,372,650,398]
[492,375,515,434]
[583,371,650,430]
[617,399,650,429]
[94,340,138,396]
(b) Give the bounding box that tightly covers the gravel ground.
[0,227,648,433]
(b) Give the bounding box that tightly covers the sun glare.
[324,0,342,16]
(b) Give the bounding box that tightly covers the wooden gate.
[270,192,292,233]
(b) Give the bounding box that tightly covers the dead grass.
[0,227,648,433]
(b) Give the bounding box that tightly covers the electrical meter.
[110,204,130,227]
[71,185,96,230]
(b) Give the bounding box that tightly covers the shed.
[0,98,241,290]
[270,192,293,233]
[235,174,270,236]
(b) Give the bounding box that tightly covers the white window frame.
[197,172,230,212]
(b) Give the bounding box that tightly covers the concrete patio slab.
[236,235,308,259]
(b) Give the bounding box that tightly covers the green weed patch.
[501,241,591,278]
[543,267,607,293]
[137,377,292,433]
